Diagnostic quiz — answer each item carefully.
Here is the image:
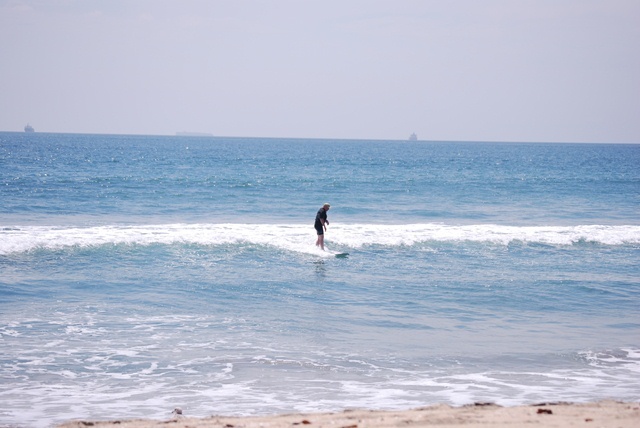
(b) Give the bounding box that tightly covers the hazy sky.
[1,0,639,142]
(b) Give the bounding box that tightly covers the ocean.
[1,132,638,428]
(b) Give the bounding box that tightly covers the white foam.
[1,223,639,255]
[580,348,640,373]
[3,310,639,428]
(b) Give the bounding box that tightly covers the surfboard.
[334,252,349,258]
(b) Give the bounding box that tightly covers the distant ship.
[24,123,35,132]
[409,132,417,141]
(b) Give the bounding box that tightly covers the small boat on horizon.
[409,132,417,141]
[24,123,35,132]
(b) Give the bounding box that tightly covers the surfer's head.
[323,203,331,209]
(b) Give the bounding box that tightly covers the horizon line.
[0,130,638,145]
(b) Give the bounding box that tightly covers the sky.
[1,0,639,143]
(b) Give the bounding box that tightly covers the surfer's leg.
[315,227,324,250]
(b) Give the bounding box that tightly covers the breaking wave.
[1,223,639,256]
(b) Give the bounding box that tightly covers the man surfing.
[314,203,331,250]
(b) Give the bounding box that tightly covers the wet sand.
[58,400,639,428]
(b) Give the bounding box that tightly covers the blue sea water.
[0,132,639,428]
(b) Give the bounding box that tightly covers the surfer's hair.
[323,203,331,207]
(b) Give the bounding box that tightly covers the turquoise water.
[1,133,639,427]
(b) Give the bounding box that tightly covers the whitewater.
[2,223,640,255]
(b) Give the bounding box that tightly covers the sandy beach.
[58,401,639,428]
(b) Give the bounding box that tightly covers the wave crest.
[1,223,638,255]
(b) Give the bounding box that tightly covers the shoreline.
[58,401,639,428]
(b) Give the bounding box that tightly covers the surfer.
[314,203,331,250]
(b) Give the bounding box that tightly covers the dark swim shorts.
[315,224,324,235]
